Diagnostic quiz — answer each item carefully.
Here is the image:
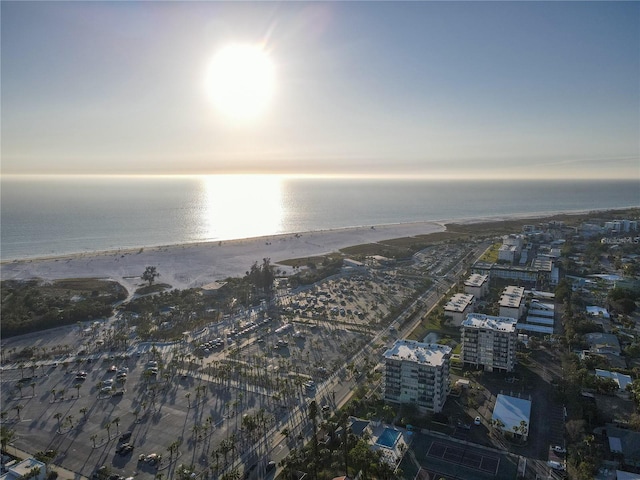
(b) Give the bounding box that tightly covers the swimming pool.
[376,428,401,448]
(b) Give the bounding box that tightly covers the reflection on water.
[199,175,284,241]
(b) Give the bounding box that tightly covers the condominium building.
[498,234,524,263]
[499,286,526,320]
[464,273,489,299]
[383,339,452,413]
[444,293,475,326]
[461,313,518,372]
[471,261,547,286]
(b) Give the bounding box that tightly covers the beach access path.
[0,222,444,292]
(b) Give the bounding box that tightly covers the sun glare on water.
[199,175,283,241]
[206,44,276,122]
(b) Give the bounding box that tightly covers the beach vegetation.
[0,278,126,338]
[244,258,275,296]
[286,255,344,287]
[135,283,172,295]
[142,266,160,286]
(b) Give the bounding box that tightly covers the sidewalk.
[7,445,89,480]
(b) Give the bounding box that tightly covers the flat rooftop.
[499,286,525,308]
[383,339,451,367]
[444,293,475,312]
[464,273,488,287]
[463,313,517,332]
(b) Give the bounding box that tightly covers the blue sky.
[2,1,638,179]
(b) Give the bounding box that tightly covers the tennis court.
[427,441,500,475]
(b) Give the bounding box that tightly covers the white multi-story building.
[464,273,489,299]
[444,293,475,326]
[383,339,451,413]
[498,244,519,263]
[461,313,518,372]
[499,285,526,320]
[499,234,524,263]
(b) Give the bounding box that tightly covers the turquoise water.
[376,428,401,448]
[1,175,638,260]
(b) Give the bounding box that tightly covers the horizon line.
[1,172,638,181]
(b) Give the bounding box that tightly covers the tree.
[308,400,320,480]
[142,266,160,286]
[53,413,63,430]
[1,426,15,450]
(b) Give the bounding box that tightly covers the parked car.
[266,461,276,472]
[474,416,481,425]
[119,431,132,442]
[116,443,134,455]
[547,460,565,471]
[551,445,567,454]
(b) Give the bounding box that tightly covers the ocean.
[1,175,638,261]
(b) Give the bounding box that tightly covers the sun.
[206,43,276,122]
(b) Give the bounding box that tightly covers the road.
[232,240,491,478]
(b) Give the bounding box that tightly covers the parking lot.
[1,241,478,479]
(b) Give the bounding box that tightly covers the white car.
[551,445,567,454]
[474,416,481,425]
[547,460,565,471]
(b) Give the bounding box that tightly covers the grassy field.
[478,242,501,263]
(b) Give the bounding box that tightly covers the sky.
[2,1,639,179]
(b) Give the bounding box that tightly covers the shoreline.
[0,221,445,292]
[3,205,634,265]
[1,207,635,292]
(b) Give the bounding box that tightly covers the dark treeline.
[1,279,126,338]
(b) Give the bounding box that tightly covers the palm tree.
[104,421,112,438]
[80,407,88,420]
[308,400,319,480]
[90,434,98,448]
[518,420,528,438]
[13,404,23,421]
[185,392,191,408]
[30,382,36,397]
[1,426,16,451]
[50,389,56,402]
[54,413,63,430]
[74,383,82,398]
[113,417,120,433]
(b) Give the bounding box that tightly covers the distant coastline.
[1,205,637,265]
[2,207,637,295]
[2,176,637,262]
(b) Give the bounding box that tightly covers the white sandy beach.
[0,222,445,294]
